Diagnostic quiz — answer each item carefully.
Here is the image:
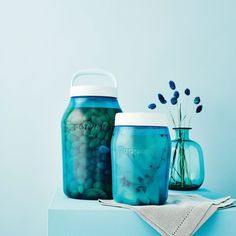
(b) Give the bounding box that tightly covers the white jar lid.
[115,112,169,127]
[70,69,117,98]
[70,85,117,98]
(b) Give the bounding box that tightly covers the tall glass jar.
[61,69,122,199]
[169,128,204,190]
[111,113,171,205]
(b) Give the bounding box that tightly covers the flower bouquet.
[148,81,204,190]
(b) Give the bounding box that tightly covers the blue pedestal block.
[48,189,236,236]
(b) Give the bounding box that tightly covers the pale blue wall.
[0,0,236,235]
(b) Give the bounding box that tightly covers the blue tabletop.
[48,188,236,236]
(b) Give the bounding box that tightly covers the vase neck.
[174,128,190,140]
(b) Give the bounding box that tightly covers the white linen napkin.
[99,193,235,236]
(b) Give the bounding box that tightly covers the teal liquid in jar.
[111,113,171,205]
[61,70,121,199]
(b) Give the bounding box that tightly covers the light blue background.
[0,0,236,235]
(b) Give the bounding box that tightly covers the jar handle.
[71,69,117,88]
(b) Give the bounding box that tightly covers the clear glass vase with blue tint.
[111,113,171,205]
[61,70,122,199]
[169,128,204,190]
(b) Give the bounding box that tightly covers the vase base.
[169,183,201,191]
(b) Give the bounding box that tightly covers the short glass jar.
[111,113,171,205]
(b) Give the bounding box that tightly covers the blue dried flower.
[194,96,201,105]
[148,103,156,110]
[196,105,203,113]
[174,91,179,99]
[98,145,110,154]
[171,97,178,105]
[169,81,176,90]
[185,88,190,96]
[158,93,167,104]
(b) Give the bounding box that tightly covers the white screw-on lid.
[70,69,118,98]
[115,112,169,127]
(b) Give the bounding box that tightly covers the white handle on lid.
[71,69,117,88]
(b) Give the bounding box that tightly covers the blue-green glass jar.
[169,128,204,190]
[61,70,121,199]
[111,113,171,205]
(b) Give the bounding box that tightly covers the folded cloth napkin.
[99,193,235,236]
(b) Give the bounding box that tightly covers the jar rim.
[173,127,192,130]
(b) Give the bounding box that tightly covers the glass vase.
[169,128,204,190]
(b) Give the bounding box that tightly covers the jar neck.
[174,128,191,140]
[71,96,117,103]
[69,96,120,109]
